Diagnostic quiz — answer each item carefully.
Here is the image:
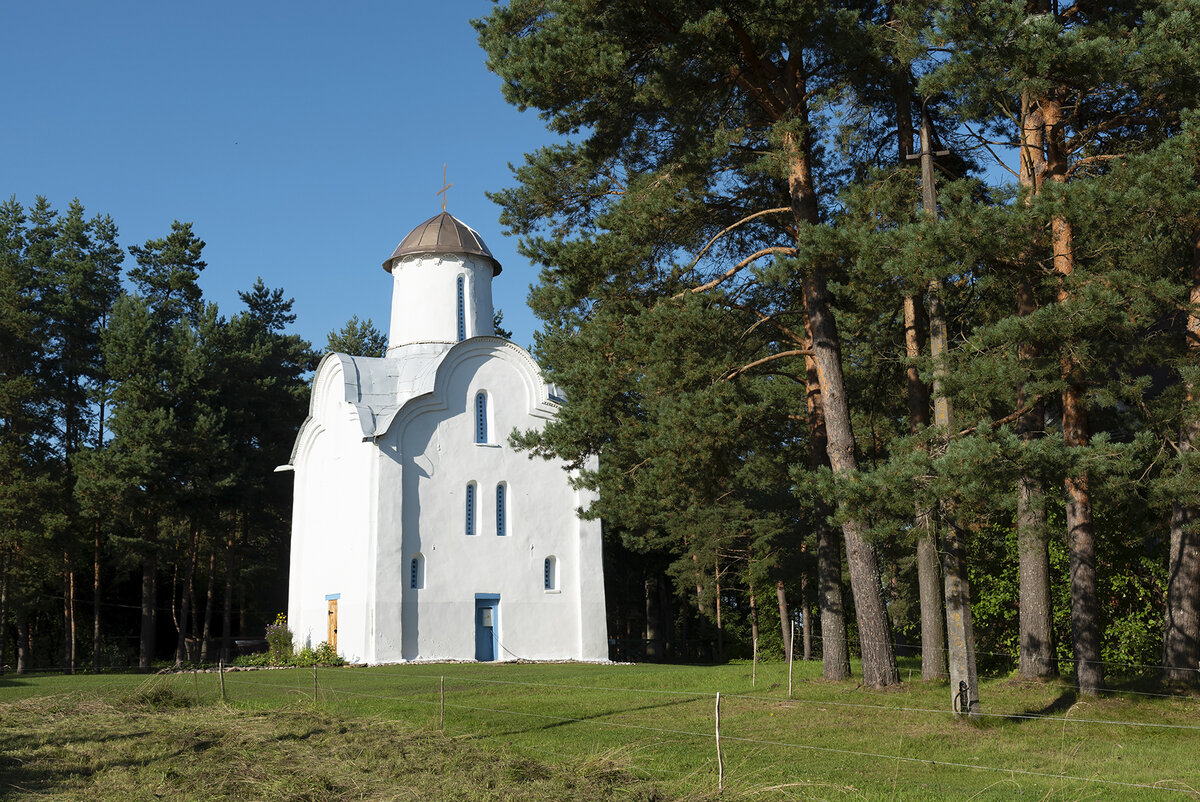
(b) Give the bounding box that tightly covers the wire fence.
[4,658,1199,797]
[13,662,1181,797]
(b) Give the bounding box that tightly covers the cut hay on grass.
[0,684,676,801]
[2,659,1198,800]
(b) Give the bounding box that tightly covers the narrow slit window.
[410,554,424,589]
[544,556,557,590]
[465,482,477,535]
[496,482,507,537]
[456,275,465,342]
[475,391,488,444]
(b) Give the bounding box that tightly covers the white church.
[284,211,608,663]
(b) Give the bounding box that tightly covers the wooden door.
[327,599,338,650]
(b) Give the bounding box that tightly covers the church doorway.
[327,599,338,651]
[474,595,499,661]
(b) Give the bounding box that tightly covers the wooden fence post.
[715,691,724,792]
[788,620,795,698]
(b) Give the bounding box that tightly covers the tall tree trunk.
[1016,90,1056,680]
[905,288,944,681]
[1164,504,1200,684]
[69,568,76,671]
[140,553,156,671]
[1043,94,1103,696]
[800,572,812,660]
[644,574,661,659]
[919,108,979,714]
[749,588,759,666]
[895,63,946,684]
[175,526,200,665]
[0,552,7,673]
[222,531,234,662]
[786,119,896,685]
[15,592,30,674]
[930,273,980,716]
[1162,220,1200,684]
[805,321,850,680]
[1017,469,1055,677]
[776,579,792,659]
[92,526,101,673]
[201,548,216,662]
[714,557,725,662]
[907,288,945,681]
[62,551,74,674]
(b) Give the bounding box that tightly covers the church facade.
[285,212,608,663]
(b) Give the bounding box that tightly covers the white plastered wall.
[287,357,375,663]
[380,339,608,662]
[387,254,495,354]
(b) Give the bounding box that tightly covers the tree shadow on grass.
[455,693,705,740]
[1009,688,1078,721]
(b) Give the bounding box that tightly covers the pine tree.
[926,0,1200,693]
[479,0,907,684]
[326,315,387,357]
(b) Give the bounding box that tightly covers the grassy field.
[2,657,1198,800]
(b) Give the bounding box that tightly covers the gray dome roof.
[382,212,502,274]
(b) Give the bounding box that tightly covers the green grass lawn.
[2,658,1198,800]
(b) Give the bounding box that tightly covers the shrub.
[265,613,293,664]
[314,641,345,666]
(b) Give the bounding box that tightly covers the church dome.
[382,212,502,275]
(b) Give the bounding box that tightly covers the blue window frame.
[465,482,477,535]
[496,482,507,537]
[475,391,488,444]
[456,275,465,342]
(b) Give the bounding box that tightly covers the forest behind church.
[4,0,1200,699]
[0,202,320,671]
[477,0,1200,697]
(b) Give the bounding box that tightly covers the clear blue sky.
[1,2,555,351]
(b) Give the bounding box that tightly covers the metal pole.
[440,676,445,731]
[313,663,318,701]
[715,692,723,792]
[219,658,226,702]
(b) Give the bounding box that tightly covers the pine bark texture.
[919,108,979,713]
[1164,504,1200,683]
[806,328,849,680]
[800,574,812,660]
[776,579,792,659]
[1163,227,1200,683]
[896,71,946,682]
[1017,474,1055,677]
[929,279,980,716]
[802,266,897,686]
[906,294,945,681]
[1043,93,1103,695]
[1016,92,1056,680]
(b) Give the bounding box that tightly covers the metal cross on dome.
[437,164,453,212]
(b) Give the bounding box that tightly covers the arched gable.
[290,353,351,465]
[388,337,559,439]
